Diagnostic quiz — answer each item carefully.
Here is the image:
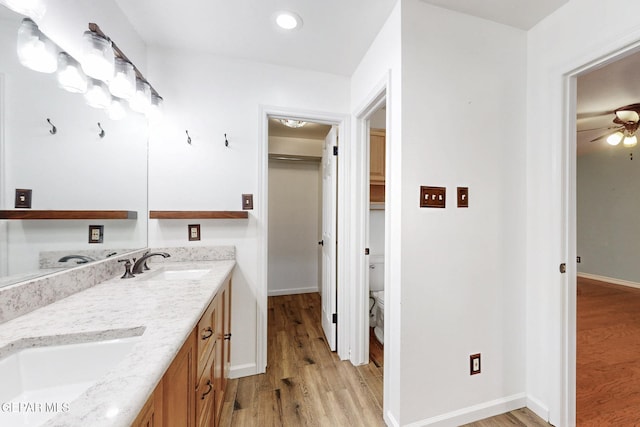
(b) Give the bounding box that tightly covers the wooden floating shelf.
[0,210,138,220]
[149,210,249,219]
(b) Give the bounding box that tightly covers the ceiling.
[269,119,331,139]
[577,51,640,156]
[419,0,568,30]
[115,0,572,77]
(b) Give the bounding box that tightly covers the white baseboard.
[229,363,257,379]
[578,272,640,290]
[526,394,549,422]
[385,410,400,427]
[404,393,526,427]
[267,286,318,296]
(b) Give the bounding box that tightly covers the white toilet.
[369,255,385,345]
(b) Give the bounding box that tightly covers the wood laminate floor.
[219,292,384,426]
[218,292,554,426]
[576,277,640,426]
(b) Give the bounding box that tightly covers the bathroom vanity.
[0,252,234,427]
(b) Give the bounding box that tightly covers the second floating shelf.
[149,211,249,219]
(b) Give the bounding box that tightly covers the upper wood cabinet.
[370,129,386,204]
[370,129,386,183]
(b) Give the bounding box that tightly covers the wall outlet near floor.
[470,353,481,375]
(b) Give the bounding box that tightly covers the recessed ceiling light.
[275,11,302,30]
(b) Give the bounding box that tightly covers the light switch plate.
[420,186,446,208]
[188,224,201,241]
[242,194,253,210]
[457,187,469,208]
[15,189,32,208]
[88,225,104,244]
[470,353,481,375]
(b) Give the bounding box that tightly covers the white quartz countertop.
[0,260,235,427]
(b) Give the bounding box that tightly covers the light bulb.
[623,134,638,147]
[84,78,111,109]
[81,31,114,81]
[275,11,302,30]
[129,79,151,114]
[147,93,163,120]
[16,18,57,73]
[606,131,624,146]
[108,97,127,120]
[57,52,87,93]
[109,57,135,99]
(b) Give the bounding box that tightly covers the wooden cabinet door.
[163,330,196,427]
[222,279,231,392]
[132,380,163,427]
[370,129,386,183]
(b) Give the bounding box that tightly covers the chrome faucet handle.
[118,259,135,279]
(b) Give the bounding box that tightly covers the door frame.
[561,42,640,427]
[257,105,350,371]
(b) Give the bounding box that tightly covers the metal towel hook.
[224,133,229,147]
[47,118,57,135]
[186,130,192,145]
[97,122,105,138]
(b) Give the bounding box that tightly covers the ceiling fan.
[581,103,640,147]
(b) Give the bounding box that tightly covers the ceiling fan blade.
[577,125,622,133]
[577,110,614,120]
[589,133,610,143]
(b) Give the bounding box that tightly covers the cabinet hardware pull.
[201,327,213,340]
[224,333,232,341]
[201,380,213,400]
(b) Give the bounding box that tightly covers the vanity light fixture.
[109,57,135,99]
[84,78,111,109]
[3,0,46,21]
[275,11,303,30]
[16,18,57,73]
[57,52,87,93]
[81,30,114,81]
[279,119,307,128]
[147,93,164,120]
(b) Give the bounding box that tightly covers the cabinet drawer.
[196,345,215,427]
[196,298,216,380]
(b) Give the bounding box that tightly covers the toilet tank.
[369,255,384,292]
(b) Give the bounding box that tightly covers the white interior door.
[321,126,338,351]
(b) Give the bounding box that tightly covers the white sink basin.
[0,336,140,426]
[140,268,210,281]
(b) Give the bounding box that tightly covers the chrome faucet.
[131,252,171,274]
[58,255,95,264]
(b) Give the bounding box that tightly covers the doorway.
[257,106,349,373]
[574,48,640,424]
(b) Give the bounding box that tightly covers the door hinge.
[332,313,337,324]
[559,263,566,274]
[333,146,338,156]
[364,248,370,255]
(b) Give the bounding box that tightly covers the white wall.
[369,209,385,256]
[527,2,640,424]
[146,47,349,377]
[268,159,321,296]
[399,1,527,424]
[577,148,640,283]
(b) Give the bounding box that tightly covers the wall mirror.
[0,5,148,288]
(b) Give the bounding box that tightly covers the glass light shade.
[279,119,306,128]
[606,131,624,146]
[109,57,135,99]
[129,79,151,114]
[616,110,640,123]
[81,31,114,81]
[4,0,46,21]
[16,18,56,73]
[84,78,111,109]
[108,97,127,120]
[147,93,163,120]
[275,11,302,30]
[623,134,638,147]
[57,52,87,93]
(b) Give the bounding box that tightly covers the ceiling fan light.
[623,134,638,147]
[280,119,306,128]
[606,131,624,146]
[615,110,639,123]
